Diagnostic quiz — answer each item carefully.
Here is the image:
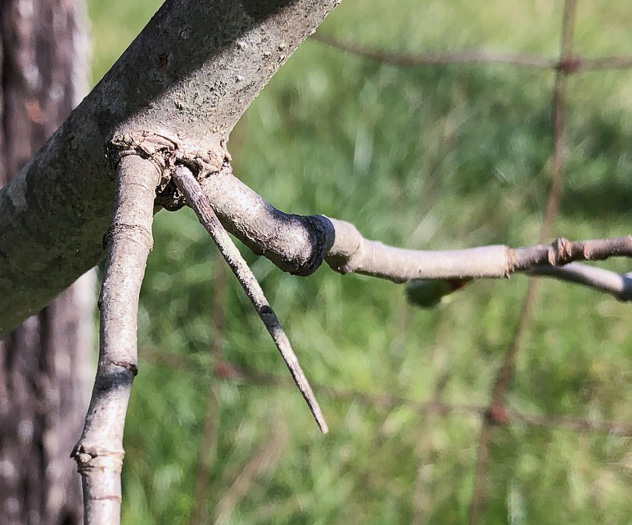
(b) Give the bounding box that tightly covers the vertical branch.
[72,155,160,525]
[212,418,289,525]
[468,2,576,523]
[468,288,535,525]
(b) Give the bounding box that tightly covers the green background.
[87,1,632,523]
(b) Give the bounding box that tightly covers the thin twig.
[212,419,288,525]
[469,2,577,522]
[312,32,632,73]
[72,155,160,525]
[468,422,494,525]
[509,410,632,435]
[468,282,538,525]
[172,165,328,434]
[575,56,632,71]
[238,369,632,437]
[529,263,632,301]
[327,224,632,281]
[411,317,453,525]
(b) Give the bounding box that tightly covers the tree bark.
[0,0,342,335]
[0,1,92,523]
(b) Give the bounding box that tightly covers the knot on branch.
[107,130,177,176]
[111,359,139,376]
[485,404,510,426]
[290,215,336,276]
[107,130,231,211]
[548,237,573,265]
[70,444,125,474]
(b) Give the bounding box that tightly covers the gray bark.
[72,155,160,524]
[0,0,627,341]
[0,0,92,523]
[0,0,341,335]
[195,165,632,299]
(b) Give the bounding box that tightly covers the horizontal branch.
[198,166,632,295]
[508,409,632,436]
[140,348,632,438]
[313,33,555,69]
[313,33,632,73]
[573,56,632,71]
[512,237,632,270]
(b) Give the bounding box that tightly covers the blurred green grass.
[88,1,632,523]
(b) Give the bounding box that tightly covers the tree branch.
[172,165,328,433]
[141,349,632,438]
[71,155,160,525]
[0,0,342,335]
[313,32,556,69]
[470,2,577,520]
[529,263,632,301]
[197,164,632,295]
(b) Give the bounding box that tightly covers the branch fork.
[72,135,632,525]
[73,141,330,524]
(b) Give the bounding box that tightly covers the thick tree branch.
[0,0,342,335]
[71,156,160,525]
[172,165,328,433]
[1,0,627,334]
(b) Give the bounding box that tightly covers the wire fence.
[318,2,632,521]
[146,1,632,522]
[143,346,632,439]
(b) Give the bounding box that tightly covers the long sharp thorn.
[172,165,328,433]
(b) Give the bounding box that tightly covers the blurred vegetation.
[87,1,632,523]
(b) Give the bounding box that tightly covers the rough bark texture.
[0,1,92,523]
[0,0,341,335]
